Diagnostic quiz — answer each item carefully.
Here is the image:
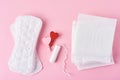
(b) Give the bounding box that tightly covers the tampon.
[50,45,61,63]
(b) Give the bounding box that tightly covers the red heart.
[50,31,59,40]
[49,31,59,48]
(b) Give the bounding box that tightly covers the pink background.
[0,0,120,80]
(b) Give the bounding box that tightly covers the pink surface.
[0,0,120,80]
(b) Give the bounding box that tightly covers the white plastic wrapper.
[72,14,117,70]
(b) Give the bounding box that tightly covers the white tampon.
[50,45,61,63]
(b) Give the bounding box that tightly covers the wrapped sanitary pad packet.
[72,14,117,70]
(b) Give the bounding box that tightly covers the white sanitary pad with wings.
[72,14,117,70]
[8,16,43,75]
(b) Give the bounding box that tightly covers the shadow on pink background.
[0,0,120,80]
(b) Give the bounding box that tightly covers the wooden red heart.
[49,31,59,48]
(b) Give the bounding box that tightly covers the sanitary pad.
[8,16,43,75]
[72,14,117,70]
